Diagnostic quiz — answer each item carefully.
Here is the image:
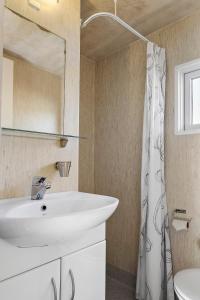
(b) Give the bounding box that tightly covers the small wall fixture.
[56,161,71,177]
[60,138,68,148]
[28,0,59,10]
[28,0,41,10]
[172,209,192,231]
[39,0,59,4]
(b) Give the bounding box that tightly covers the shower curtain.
[136,43,174,300]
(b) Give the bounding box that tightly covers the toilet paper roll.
[172,219,188,231]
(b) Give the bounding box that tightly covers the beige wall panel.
[79,55,95,193]
[0,136,78,198]
[95,43,146,274]
[150,12,200,274]
[0,0,80,198]
[95,11,200,274]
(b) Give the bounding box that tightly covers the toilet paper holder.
[173,209,192,229]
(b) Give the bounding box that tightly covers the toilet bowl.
[174,268,200,300]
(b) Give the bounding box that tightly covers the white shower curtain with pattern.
[136,42,174,300]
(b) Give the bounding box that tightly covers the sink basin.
[0,192,119,247]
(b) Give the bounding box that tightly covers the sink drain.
[41,205,47,211]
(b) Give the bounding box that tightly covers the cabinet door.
[61,241,106,300]
[0,260,60,300]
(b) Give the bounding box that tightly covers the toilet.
[174,269,200,300]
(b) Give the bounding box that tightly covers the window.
[175,59,200,135]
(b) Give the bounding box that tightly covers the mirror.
[1,7,66,135]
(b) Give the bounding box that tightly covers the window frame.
[175,58,200,135]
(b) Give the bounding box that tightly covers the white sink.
[0,192,119,247]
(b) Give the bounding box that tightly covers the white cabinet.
[0,260,60,300]
[61,241,106,300]
[0,241,106,300]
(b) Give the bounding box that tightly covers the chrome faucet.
[31,176,51,200]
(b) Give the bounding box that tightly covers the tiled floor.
[106,276,136,300]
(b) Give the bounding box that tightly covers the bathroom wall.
[0,0,80,198]
[94,10,200,275]
[79,55,95,193]
[95,43,145,275]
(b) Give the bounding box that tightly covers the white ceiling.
[81,0,200,60]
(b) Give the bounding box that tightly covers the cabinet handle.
[51,277,58,300]
[69,269,75,300]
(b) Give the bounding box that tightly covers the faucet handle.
[31,176,51,200]
[32,176,47,186]
[32,177,51,189]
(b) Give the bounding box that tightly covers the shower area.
[79,0,200,299]
[79,46,147,296]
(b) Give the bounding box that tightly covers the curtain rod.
[81,12,151,44]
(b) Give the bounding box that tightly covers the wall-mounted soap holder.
[56,161,71,177]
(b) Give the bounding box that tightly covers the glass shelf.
[1,127,86,140]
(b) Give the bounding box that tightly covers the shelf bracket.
[60,137,68,148]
